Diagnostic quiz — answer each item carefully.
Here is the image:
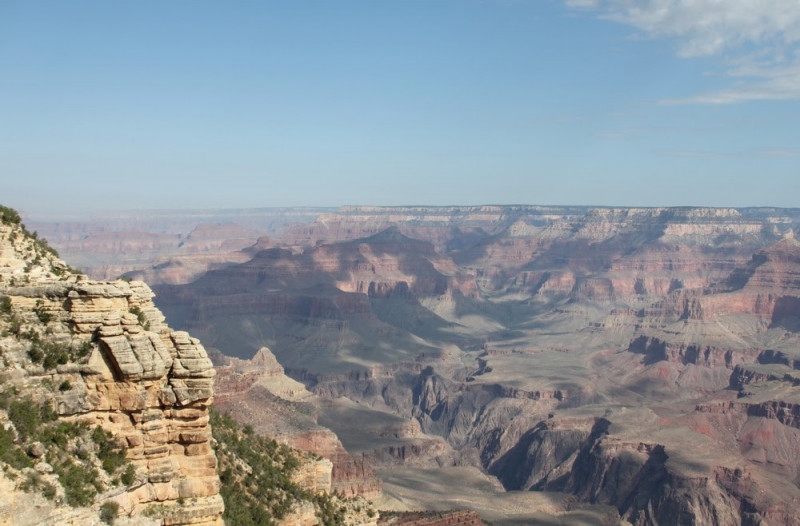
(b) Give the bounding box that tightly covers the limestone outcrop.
[0,220,223,524]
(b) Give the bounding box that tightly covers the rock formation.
[214,347,383,498]
[0,218,224,524]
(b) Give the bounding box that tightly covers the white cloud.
[567,0,800,103]
[565,0,601,8]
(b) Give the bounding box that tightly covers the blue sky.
[1,1,799,215]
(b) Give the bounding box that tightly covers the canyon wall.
[32,204,800,525]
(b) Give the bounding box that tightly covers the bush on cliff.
[210,408,354,526]
[0,396,134,508]
[0,205,21,226]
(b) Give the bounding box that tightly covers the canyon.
[0,209,376,525]
[31,205,800,525]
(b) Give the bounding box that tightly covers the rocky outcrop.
[696,400,800,431]
[214,347,383,498]
[561,419,783,526]
[729,363,800,390]
[485,419,590,491]
[628,336,760,368]
[673,238,800,323]
[216,347,312,402]
[0,221,223,524]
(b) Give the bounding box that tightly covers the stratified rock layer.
[0,222,223,525]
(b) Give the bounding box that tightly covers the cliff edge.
[0,208,222,524]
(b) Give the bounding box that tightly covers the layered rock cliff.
[0,214,223,524]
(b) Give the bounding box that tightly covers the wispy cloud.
[565,0,800,104]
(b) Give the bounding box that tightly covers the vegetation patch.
[128,306,150,330]
[100,501,120,525]
[0,205,79,275]
[211,408,368,526]
[0,425,32,469]
[92,426,128,475]
[20,470,57,499]
[0,205,22,226]
[34,301,54,324]
[1,302,93,369]
[0,397,134,509]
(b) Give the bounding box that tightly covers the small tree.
[100,501,120,525]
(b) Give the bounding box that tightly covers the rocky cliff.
[0,214,223,524]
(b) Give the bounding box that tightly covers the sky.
[1,0,799,216]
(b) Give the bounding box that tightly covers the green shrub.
[313,493,348,526]
[6,315,22,337]
[27,346,44,364]
[0,386,18,410]
[92,426,128,475]
[36,237,59,258]
[100,501,120,525]
[40,342,70,370]
[56,460,98,507]
[34,302,54,324]
[19,471,56,500]
[0,297,11,314]
[8,398,43,440]
[128,306,150,330]
[40,403,57,424]
[0,205,21,225]
[4,398,133,507]
[211,407,314,525]
[42,480,57,499]
[20,328,40,343]
[39,421,86,448]
[74,340,93,358]
[58,380,72,392]
[120,463,136,485]
[0,426,32,469]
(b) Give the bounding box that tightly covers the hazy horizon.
[20,202,800,224]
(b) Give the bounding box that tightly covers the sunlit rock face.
[0,221,223,525]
